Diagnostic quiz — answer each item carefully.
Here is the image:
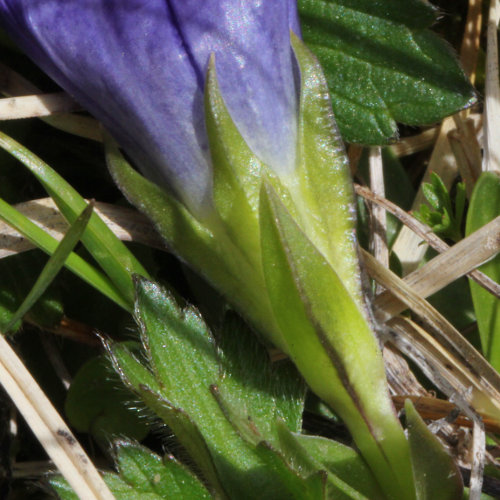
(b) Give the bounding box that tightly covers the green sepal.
[291,34,363,304]
[405,400,463,500]
[466,172,500,369]
[105,139,284,349]
[259,182,415,500]
[204,55,263,264]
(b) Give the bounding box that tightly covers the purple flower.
[0,0,300,214]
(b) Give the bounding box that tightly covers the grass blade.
[0,197,130,311]
[0,130,149,305]
[5,202,95,332]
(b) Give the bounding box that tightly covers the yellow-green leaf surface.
[259,183,415,500]
[466,172,500,370]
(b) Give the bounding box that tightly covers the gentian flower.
[0,2,421,498]
[0,0,300,215]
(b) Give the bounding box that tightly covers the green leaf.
[275,422,372,500]
[50,441,211,500]
[466,172,500,369]
[414,173,464,242]
[0,130,148,306]
[0,252,64,332]
[259,182,415,500]
[405,400,463,500]
[295,433,384,499]
[215,312,306,442]
[113,441,211,499]
[0,197,130,310]
[65,352,149,446]
[105,340,226,497]
[5,202,93,332]
[298,0,475,144]
[107,278,312,500]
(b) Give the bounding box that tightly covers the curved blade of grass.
[5,202,94,332]
[0,197,130,311]
[0,130,148,305]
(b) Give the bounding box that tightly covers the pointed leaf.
[294,434,384,499]
[113,441,211,499]
[275,422,372,499]
[216,312,306,441]
[405,400,463,500]
[50,441,211,500]
[105,339,225,497]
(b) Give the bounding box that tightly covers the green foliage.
[0,130,149,308]
[0,196,128,310]
[50,441,211,500]
[0,252,63,332]
[98,277,396,499]
[414,172,466,242]
[5,203,93,332]
[65,352,149,446]
[298,0,475,144]
[405,400,463,500]
[466,172,500,370]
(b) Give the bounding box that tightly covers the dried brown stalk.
[355,184,500,299]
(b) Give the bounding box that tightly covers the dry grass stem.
[374,215,500,315]
[449,116,482,197]
[368,147,389,275]
[355,184,500,298]
[392,395,500,434]
[0,63,101,141]
[460,0,483,84]
[389,127,438,157]
[469,414,486,500]
[363,252,500,418]
[0,93,80,120]
[0,333,115,500]
[484,0,500,174]
[391,117,459,273]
